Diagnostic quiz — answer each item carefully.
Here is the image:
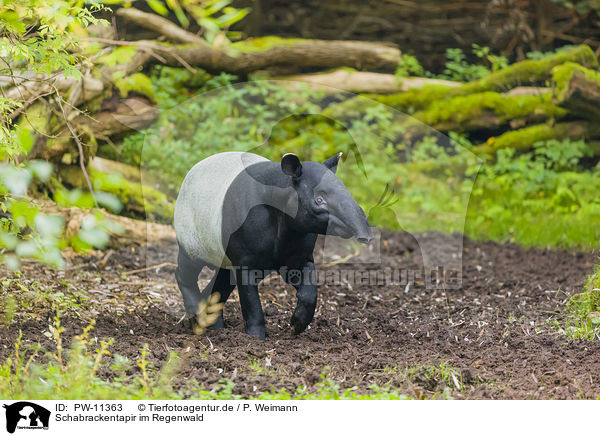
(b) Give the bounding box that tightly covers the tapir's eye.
[315,195,326,206]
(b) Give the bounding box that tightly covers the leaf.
[78,227,110,248]
[146,0,169,16]
[15,125,34,153]
[0,166,32,196]
[0,233,18,250]
[166,0,189,27]
[94,192,123,213]
[4,256,20,271]
[34,214,64,237]
[15,241,38,258]
[27,160,53,181]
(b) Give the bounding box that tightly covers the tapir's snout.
[331,192,373,244]
[357,232,373,245]
[354,215,373,244]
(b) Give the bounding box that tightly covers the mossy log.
[59,163,174,224]
[73,97,159,140]
[374,45,599,112]
[117,8,402,74]
[323,91,566,140]
[37,199,174,248]
[552,62,600,121]
[475,121,595,154]
[413,92,566,133]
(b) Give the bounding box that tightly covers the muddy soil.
[1,230,599,399]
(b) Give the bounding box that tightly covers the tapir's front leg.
[235,267,266,339]
[283,261,317,335]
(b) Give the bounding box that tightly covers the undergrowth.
[0,315,411,400]
[564,264,600,340]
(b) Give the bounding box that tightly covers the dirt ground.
[1,230,600,399]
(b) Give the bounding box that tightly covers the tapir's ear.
[323,152,342,174]
[281,153,302,178]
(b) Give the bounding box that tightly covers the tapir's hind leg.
[175,246,205,318]
[199,268,236,329]
[234,267,266,339]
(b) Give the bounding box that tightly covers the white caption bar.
[0,400,597,435]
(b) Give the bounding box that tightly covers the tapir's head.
[280,153,373,243]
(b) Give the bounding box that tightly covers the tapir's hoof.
[290,322,307,336]
[246,325,266,340]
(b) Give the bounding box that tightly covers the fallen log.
[117,8,402,74]
[552,62,600,121]
[506,86,552,97]
[36,199,174,249]
[374,45,599,112]
[59,163,174,224]
[276,70,460,94]
[475,121,596,154]
[320,90,566,139]
[28,97,159,164]
[413,92,566,133]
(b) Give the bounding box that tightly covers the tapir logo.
[2,402,50,433]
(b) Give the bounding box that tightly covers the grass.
[564,263,600,340]
[0,314,414,400]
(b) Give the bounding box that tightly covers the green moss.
[415,92,566,132]
[552,61,600,101]
[329,91,565,135]
[90,169,173,223]
[16,102,50,136]
[114,73,155,99]
[477,122,589,153]
[97,46,138,67]
[372,45,598,113]
[372,84,453,113]
[231,36,307,53]
[461,45,598,94]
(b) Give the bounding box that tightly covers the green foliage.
[395,45,508,83]
[526,45,579,60]
[565,264,600,340]
[0,160,120,268]
[121,0,249,44]
[377,134,600,248]
[483,123,577,152]
[0,0,108,147]
[442,47,490,82]
[90,169,173,222]
[0,1,122,269]
[395,54,427,79]
[467,139,600,247]
[439,44,508,82]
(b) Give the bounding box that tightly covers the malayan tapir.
[174,151,372,338]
